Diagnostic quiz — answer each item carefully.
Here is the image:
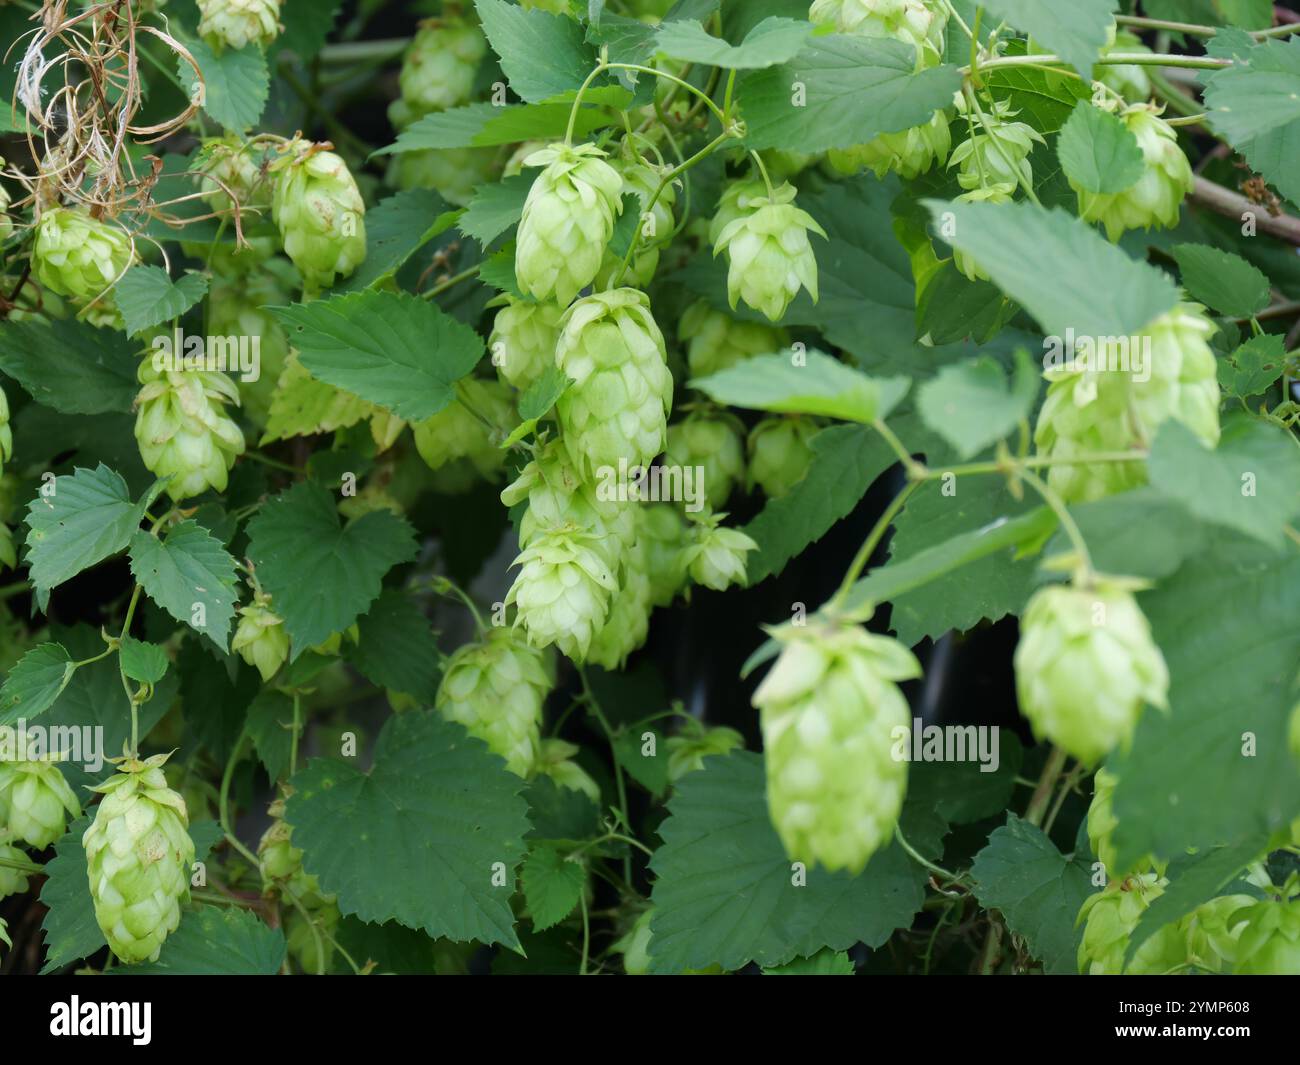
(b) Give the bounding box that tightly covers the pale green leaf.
[916,349,1039,460]
[338,189,460,292]
[1172,242,1271,318]
[521,844,585,932]
[0,643,76,728]
[1204,36,1300,144]
[114,266,209,337]
[179,39,270,131]
[979,0,1119,77]
[458,174,534,245]
[1218,333,1287,399]
[118,637,168,686]
[1057,100,1145,194]
[655,16,811,69]
[762,949,854,975]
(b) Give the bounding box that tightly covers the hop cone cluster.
[554,288,673,476]
[640,502,691,607]
[1072,104,1192,242]
[663,411,746,512]
[1228,897,1300,974]
[387,146,498,207]
[490,296,564,390]
[713,182,825,322]
[949,100,1044,193]
[678,299,789,379]
[827,111,952,181]
[1035,303,1220,503]
[1014,580,1168,766]
[412,378,515,481]
[436,627,555,776]
[271,140,367,293]
[1077,873,1175,974]
[754,621,921,872]
[197,0,281,51]
[588,535,654,671]
[515,143,624,305]
[0,758,80,849]
[83,754,195,964]
[390,17,486,121]
[33,206,135,308]
[134,359,245,501]
[747,416,818,497]
[232,591,290,681]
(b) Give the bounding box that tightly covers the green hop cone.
[0,835,30,898]
[1035,302,1220,503]
[0,758,81,849]
[588,540,654,670]
[680,512,757,591]
[1076,872,1169,974]
[949,100,1044,192]
[515,143,624,305]
[1014,579,1169,766]
[827,109,951,180]
[615,909,655,975]
[232,592,290,681]
[713,182,826,323]
[640,502,691,607]
[809,0,946,59]
[1231,896,1300,974]
[412,378,516,481]
[33,206,136,306]
[83,753,195,964]
[195,135,270,217]
[489,296,564,390]
[1086,768,1164,879]
[506,524,618,662]
[386,146,498,208]
[754,620,921,873]
[678,299,789,379]
[0,383,12,468]
[747,416,819,498]
[206,269,292,429]
[1072,103,1191,242]
[663,411,746,512]
[594,140,678,288]
[950,184,1014,282]
[270,140,367,294]
[1182,894,1255,973]
[196,0,281,51]
[665,721,743,782]
[1097,27,1153,103]
[390,16,486,121]
[535,738,601,804]
[707,178,769,247]
[1290,701,1300,764]
[286,898,340,974]
[436,626,555,776]
[554,288,673,476]
[134,359,245,501]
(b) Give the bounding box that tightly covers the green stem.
[1116,14,1300,39]
[831,480,920,607]
[895,826,963,884]
[0,853,44,875]
[970,52,1232,75]
[0,580,31,601]
[966,85,1042,206]
[722,69,737,120]
[605,63,729,128]
[424,264,481,298]
[578,667,634,885]
[749,149,775,199]
[290,691,302,779]
[578,890,591,976]
[244,451,300,474]
[219,730,262,872]
[118,585,144,756]
[875,417,928,479]
[1018,468,1093,580]
[1024,746,1069,827]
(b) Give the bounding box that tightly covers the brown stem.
[1191,176,1300,244]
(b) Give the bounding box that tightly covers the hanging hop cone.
[0,757,80,850]
[1097,27,1154,103]
[206,268,293,429]
[1072,103,1192,242]
[197,0,281,51]
[387,145,498,207]
[680,511,758,591]
[1181,894,1255,973]
[1076,873,1172,974]
[809,0,947,59]
[665,722,743,782]
[949,100,1045,193]
[134,358,245,501]
[587,537,655,671]
[827,110,952,181]
[0,384,11,469]
[270,139,367,294]
[663,411,746,512]
[515,143,625,306]
[747,416,819,498]
[33,206,135,306]
[678,299,790,379]
[0,835,30,898]
[554,288,673,477]
[950,184,1014,282]
[594,139,678,288]
[412,378,516,481]
[1231,896,1300,975]
[1015,580,1169,766]
[232,590,290,681]
[436,626,555,777]
[640,502,691,608]
[390,16,486,122]
[257,797,334,907]
[754,620,921,873]
[1034,302,1220,503]
[707,178,770,247]
[83,753,195,964]
[489,295,565,391]
[713,181,825,323]
[505,524,618,662]
[196,135,270,218]
[535,738,601,805]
